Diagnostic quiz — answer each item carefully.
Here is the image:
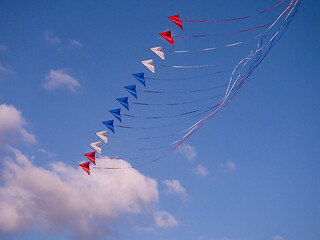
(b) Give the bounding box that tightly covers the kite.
[117,97,129,110]
[125,85,138,99]
[132,72,146,86]
[90,141,102,155]
[80,161,90,175]
[159,31,174,46]
[84,151,96,165]
[96,130,108,144]
[141,60,155,73]
[151,46,165,60]
[109,109,122,122]
[102,120,115,133]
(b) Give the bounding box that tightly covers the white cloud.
[69,39,83,47]
[163,179,186,197]
[0,147,159,239]
[43,69,80,92]
[44,30,61,45]
[154,211,178,228]
[0,44,8,52]
[273,236,285,240]
[194,164,209,177]
[38,149,55,158]
[220,160,236,173]
[177,144,197,162]
[0,104,36,145]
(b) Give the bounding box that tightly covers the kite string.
[181,0,285,22]
[169,0,294,54]
[173,22,271,38]
[111,0,298,167]
[173,0,299,150]
[105,1,298,166]
[163,1,295,68]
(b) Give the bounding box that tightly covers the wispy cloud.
[43,30,61,45]
[0,44,8,52]
[163,179,187,197]
[38,148,56,158]
[177,144,197,162]
[43,69,80,92]
[220,160,236,173]
[0,147,159,239]
[194,164,209,177]
[0,64,9,76]
[0,104,36,146]
[0,64,15,81]
[69,39,83,47]
[273,236,285,240]
[154,211,178,228]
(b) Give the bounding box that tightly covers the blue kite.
[109,108,122,122]
[117,97,129,111]
[102,120,115,133]
[132,73,146,87]
[124,85,137,99]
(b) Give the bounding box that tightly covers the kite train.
[80,0,300,175]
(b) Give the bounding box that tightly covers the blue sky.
[0,0,319,240]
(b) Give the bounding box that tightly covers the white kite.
[90,141,102,154]
[96,130,108,144]
[151,46,165,60]
[141,59,155,74]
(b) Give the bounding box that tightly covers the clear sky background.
[0,0,319,240]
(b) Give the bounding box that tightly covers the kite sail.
[90,141,102,155]
[160,31,174,46]
[80,161,91,175]
[96,130,108,144]
[151,46,165,60]
[84,151,96,165]
[141,60,155,73]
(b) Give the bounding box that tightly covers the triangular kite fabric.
[168,15,183,30]
[84,151,96,165]
[102,120,115,133]
[160,31,174,46]
[116,97,129,110]
[124,85,137,99]
[80,161,90,175]
[109,108,122,122]
[90,141,102,154]
[141,59,155,74]
[96,130,108,144]
[151,46,165,60]
[132,73,146,86]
